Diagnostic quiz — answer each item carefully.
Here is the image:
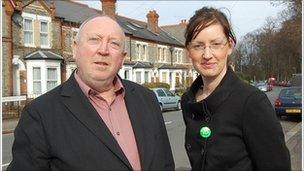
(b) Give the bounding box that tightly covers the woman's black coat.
[181,67,291,171]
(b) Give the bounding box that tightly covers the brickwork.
[20,70,27,95]
[2,3,14,96]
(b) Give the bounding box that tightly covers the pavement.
[2,118,19,134]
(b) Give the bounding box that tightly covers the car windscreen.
[279,88,301,98]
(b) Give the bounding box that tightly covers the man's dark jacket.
[181,67,291,171]
[8,75,174,171]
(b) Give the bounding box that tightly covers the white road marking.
[165,121,172,125]
[285,122,302,142]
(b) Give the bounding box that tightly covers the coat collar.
[187,67,239,115]
[60,74,154,170]
[60,74,133,170]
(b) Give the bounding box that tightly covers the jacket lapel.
[60,75,132,170]
[123,81,155,170]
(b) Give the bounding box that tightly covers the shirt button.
[201,148,205,155]
[116,132,120,136]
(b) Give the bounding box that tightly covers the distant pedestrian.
[181,7,291,171]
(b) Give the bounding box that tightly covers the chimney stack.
[101,0,116,19]
[179,19,187,26]
[146,10,159,33]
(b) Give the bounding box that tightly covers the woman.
[181,7,291,171]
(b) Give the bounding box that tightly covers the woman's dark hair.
[185,7,236,47]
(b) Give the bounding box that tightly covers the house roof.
[24,50,63,60]
[158,64,188,70]
[44,0,183,47]
[161,24,187,45]
[133,61,153,69]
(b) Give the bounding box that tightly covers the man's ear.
[120,51,127,69]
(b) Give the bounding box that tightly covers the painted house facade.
[2,0,197,99]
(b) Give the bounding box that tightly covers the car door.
[156,89,169,109]
[163,88,177,108]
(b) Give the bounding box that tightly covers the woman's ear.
[227,38,234,56]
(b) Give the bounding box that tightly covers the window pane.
[33,67,41,80]
[47,81,57,91]
[24,31,33,44]
[40,34,48,46]
[24,19,32,30]
[33,82,41,94]
[41,22,48,32]
[144,71,149,83]
[47,68,57,80]
[136,71,141,83]
[156,89,166,97]
[162,72,167,82]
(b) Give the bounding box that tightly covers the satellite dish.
[12,12,23,27]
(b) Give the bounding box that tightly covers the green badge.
[200,126,211,138]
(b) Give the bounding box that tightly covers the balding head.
[74,15,125,46]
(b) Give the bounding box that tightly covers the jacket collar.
[60,74,154,170]
[187,67,239,115]
[60,74,133,170]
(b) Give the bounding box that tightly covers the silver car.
[151,88,181,111]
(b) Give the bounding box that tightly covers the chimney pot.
[101,0,117,19]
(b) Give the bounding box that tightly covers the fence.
[2,96,27,119]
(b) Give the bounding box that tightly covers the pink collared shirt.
[75,72,141,170]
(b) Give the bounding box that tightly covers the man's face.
[72,17,126,86]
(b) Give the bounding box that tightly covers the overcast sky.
[78,1,287,40]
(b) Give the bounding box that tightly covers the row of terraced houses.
[2,0,198,102]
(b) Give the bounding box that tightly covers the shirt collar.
[74,70,125,98]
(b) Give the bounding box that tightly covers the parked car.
[274,87,302,118]
[255,82,270,92]
[151,88,181,111]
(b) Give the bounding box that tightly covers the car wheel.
[177,101,181,110]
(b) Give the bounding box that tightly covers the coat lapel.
[60,75,132,170]
[123,81,156,170]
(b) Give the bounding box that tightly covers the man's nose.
[97,40,109,55]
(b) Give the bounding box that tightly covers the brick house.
[2,0,197,99]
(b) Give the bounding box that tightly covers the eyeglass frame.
[187,37,229,55]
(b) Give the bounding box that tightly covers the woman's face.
[187,23,233,80]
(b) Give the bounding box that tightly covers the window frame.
[23,18,34,47]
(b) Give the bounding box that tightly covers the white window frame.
[32,67,42,94]
[26,60,61,98]
[46,67,58,91]
[40,20,49,48]
[135,41,148,61]
[175,48,183,64]
[23,17,34,47]
[157,45,168,63]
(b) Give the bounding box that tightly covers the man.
[8,15,174,171]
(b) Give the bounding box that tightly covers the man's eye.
[88,37,100,43]
[109,41,121,49]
